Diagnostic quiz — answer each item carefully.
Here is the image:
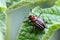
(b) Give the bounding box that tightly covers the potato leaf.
[0,10,7,40]
[8,0,56,10]
[17,6,60,40]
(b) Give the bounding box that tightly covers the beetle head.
[29,15,36,22]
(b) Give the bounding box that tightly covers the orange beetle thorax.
[29,15,37,22]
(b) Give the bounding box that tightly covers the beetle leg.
[30,26,34,34]
[34,27,38,35]
[23,19,31,23]
[33,25,38,35]
[30,25,36,34]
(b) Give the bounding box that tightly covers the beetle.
[29,15,45,28]
[28,12,45,34]
[24,11,45,34]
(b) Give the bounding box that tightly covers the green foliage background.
[0,0,60,40]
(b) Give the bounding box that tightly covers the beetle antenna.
[29,9,33,15]
[38,13,41,18]
[30,9,32,12]
[25,16,28,18]
[25,9,32,18]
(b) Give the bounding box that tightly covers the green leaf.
[42,23,60,40]
[0,0,7,9]
[55,0,60,6]
[0,20,6,40]
[17,6,60,40]
[0,7,7,40]
[6,0,20,7]
[0,10,7,23]
[8,0,56,10]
